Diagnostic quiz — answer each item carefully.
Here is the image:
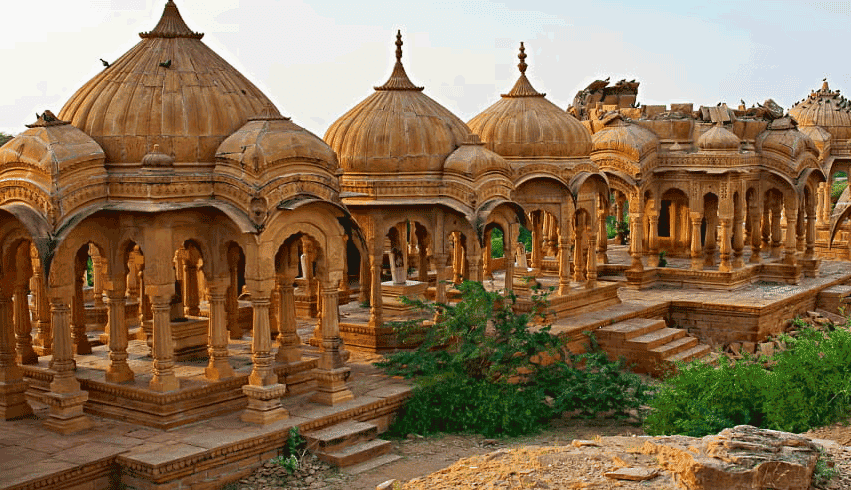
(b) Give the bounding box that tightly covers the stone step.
[596,318,667,343]
[665,344,712,364]
[341,453,403,475]
[315,438,392,468]
[649,335,699,360]
[628,328,687,350]
[303,421,378,454]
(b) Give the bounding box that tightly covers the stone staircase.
[303,421,400,473]
[595,318,716,375]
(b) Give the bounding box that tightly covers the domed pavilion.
[0,0,359,432]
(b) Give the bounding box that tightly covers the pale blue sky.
[2,1,849,137]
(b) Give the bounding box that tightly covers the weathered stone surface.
[642,425,819,490]
[604,467,658,481]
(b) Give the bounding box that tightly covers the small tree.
[0,132,13,147]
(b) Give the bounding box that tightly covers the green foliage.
[645,327,851,437]
[272,427,305,474]
[0,132,12,147]
[831,172,847,206]
[644,356,769,437]
[813,447,839,488]
[379,281,651,438]
[657,250,667,268]
[490,227,504,258]
[534,351,649,418]
[388,372,551,437]
[518,226,532,252]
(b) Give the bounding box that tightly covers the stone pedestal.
[142,317,209,361]
[241,384,288,424]
[310,366,354,405]
[380,280,427,317]
[0,376,31,420]
[42,390,92,434]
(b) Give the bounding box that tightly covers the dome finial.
[823,78,830,91]
[140,0,204,39]
[518,42,528,74]
[374,30,423,91]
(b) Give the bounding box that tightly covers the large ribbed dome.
[467,43,592,158]
[789,80,851,141]
[58,1,274,164]
[324,31,470,175]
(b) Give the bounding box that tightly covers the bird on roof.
[100,58,110,68]
[159,59,172,68]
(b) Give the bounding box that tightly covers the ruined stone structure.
[5,2,851,488]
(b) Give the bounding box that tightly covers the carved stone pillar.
[242,291,288,424]
[467,253,482,283]
[0,290,32,420]
[31,252,52,355]
[795,209,806,253]
[784,204,799,265]
[149,288,179,392]
[418,240,429,282]
[732,217,745,269]
[531,213,542,270]
[205,283,234,380]
[572,223,585,282]
[183,261,200,317]
[452,232,464,284]
[358,258,370,304]
[275,279,301,364]
[805,212,816,259]
[71,273,91,355]
[816,183,826,226]
[749,205,763,264]
[647,214,660,267]
[704,216,717,268]
[821,182,832,223]
[105,287,133,383]
[586,231,597,289]
[43,296,90,433]
[597,212,608,264]
[368,252,383,328]
[690,214,703,270]
[761,206,771,252]
[14,284,37,365]
[558,237,572,295]
[770,208,783,258]
[434,253,450,302]
[629,211,644,272]
[339,236,350,296]
[227,250,241,339]
[90,245,104,308]
[718,219,732,272]
[126,247,141,299]
[311,281,354,406]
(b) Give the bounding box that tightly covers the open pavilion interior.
[3,2,851,489]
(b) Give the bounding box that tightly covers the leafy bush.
[645,326,851,437]
[490,228,504,258]
[380,281,650,438]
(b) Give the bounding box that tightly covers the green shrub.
[645,327,851,437]
[762,329,851,432]
[380,281,650,438]
[388,372,551,438]
[490,228,504,258]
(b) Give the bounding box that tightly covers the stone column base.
[241,384,288,424]
[0,379,33,420]
[105,363,135,384]
[149,374,179,392]
[204,359,235,381]
[42,390,91,434]
[310,367,354,406]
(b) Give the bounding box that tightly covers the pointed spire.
[502,42,544,98]
[140,1,204,39]
[375,30,423,91]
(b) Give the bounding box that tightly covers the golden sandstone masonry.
[3,1,851,488]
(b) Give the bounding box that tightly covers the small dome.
[142,144,174,168]
[591,120,659,161]
[324,31,470,175]
[467,43,592,158]
[789,80,851,141]
[798,125,832,157]
[697,123,740,152]
[216,104,337,176]
[58,1,274,164]
[0,112,105,176]
[444,134,511,179]
[755,117,817,161]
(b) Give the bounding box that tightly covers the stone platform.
[3,351,410,490]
